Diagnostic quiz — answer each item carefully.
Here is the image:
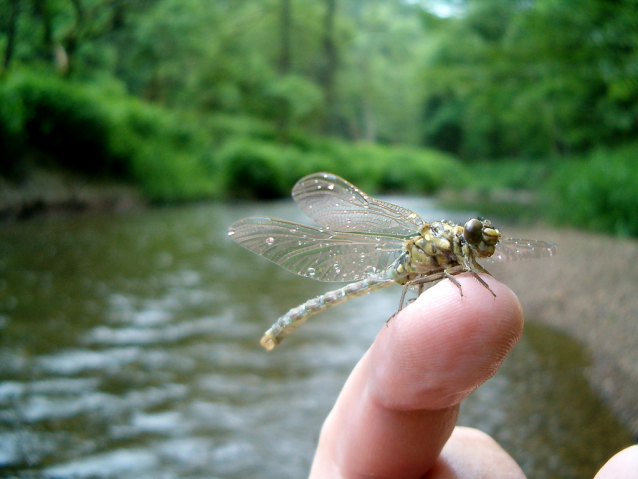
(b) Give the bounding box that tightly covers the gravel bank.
[489,226,638,436]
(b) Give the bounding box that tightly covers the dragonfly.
[228,172,556,350]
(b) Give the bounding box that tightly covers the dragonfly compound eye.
[463,218,483,245]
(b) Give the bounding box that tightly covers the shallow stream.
[0,200,632,478]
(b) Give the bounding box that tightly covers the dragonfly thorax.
[391,219,501,285]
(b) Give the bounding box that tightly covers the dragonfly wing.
[489,238,557,262]
[292,172,424,236]
[228,217,405,282]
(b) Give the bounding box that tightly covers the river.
[0,200,633,478]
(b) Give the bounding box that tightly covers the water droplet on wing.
[364,265,377,275]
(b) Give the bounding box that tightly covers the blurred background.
[1,0,637,478]
[1,0,637,228]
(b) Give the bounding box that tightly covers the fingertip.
[310,276,522,478]
[594,445,638,479]
[369,275,524,410]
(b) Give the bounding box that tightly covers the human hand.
[309,274,638,478]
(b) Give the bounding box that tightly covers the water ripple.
[84,315,234,346]
[37,348,142,375]
[44,448,158,479]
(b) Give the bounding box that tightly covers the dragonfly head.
[463,218,501,257]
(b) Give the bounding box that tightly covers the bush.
[0,70,126,177]
[0,78,27,176]
[0,69,468,203]
[0,69,219,200]
[217,138,290,199]
[107,98,219,201]
[286,138,466,195]
[359,145,467,194]
[463,159,553,191]
[547,144,638,237]
[206,113,277,142]
[212,134,466,200]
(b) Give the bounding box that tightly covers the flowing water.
[0,201,633,479]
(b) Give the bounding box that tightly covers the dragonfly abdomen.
[260,273,395,350]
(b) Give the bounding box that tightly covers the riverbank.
[0,169,145,221]
[490,225,638,437]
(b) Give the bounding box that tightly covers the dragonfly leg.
[402,264,467,297]
[387,264,476,325]
[443,270,464,296]
[387,280,437,326]
[398,283,414,312]
[458,247,497,297]
[472,261,491,275]
[388,268,463,327]
[469,271,496,298]
[468,256,496,297]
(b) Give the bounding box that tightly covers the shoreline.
[491,225,638,437]
[0,170,145,221]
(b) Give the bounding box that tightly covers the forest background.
[1,0,637,236]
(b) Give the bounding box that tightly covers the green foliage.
[107,96,218,201]
[0,68,467,202]
[0,79,27,174]
[546,144,638,237]
[2,0,638,239]
[464,160,553,191]
[420,0,638,160]
[0,69,217,200]
[337,1,430,144]
[0,69,121,176]
[3,0,638,162]
[118,0,326,128]
[263,75,325,127]
[217,138,290,200]
[214,134,466,200]
[312,141,466,195]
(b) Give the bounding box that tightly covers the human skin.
[309,274,638,479]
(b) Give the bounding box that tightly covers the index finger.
[310,274,524,479]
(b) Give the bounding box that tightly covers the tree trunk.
[33,0,56,64]
[320,0,338,134]
[3,0,22,71]
[63,0,86,73]
[362,97,377,143]
[279,0,291,75]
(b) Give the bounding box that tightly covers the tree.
[337,0,430,144]
[419,0,638,159]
